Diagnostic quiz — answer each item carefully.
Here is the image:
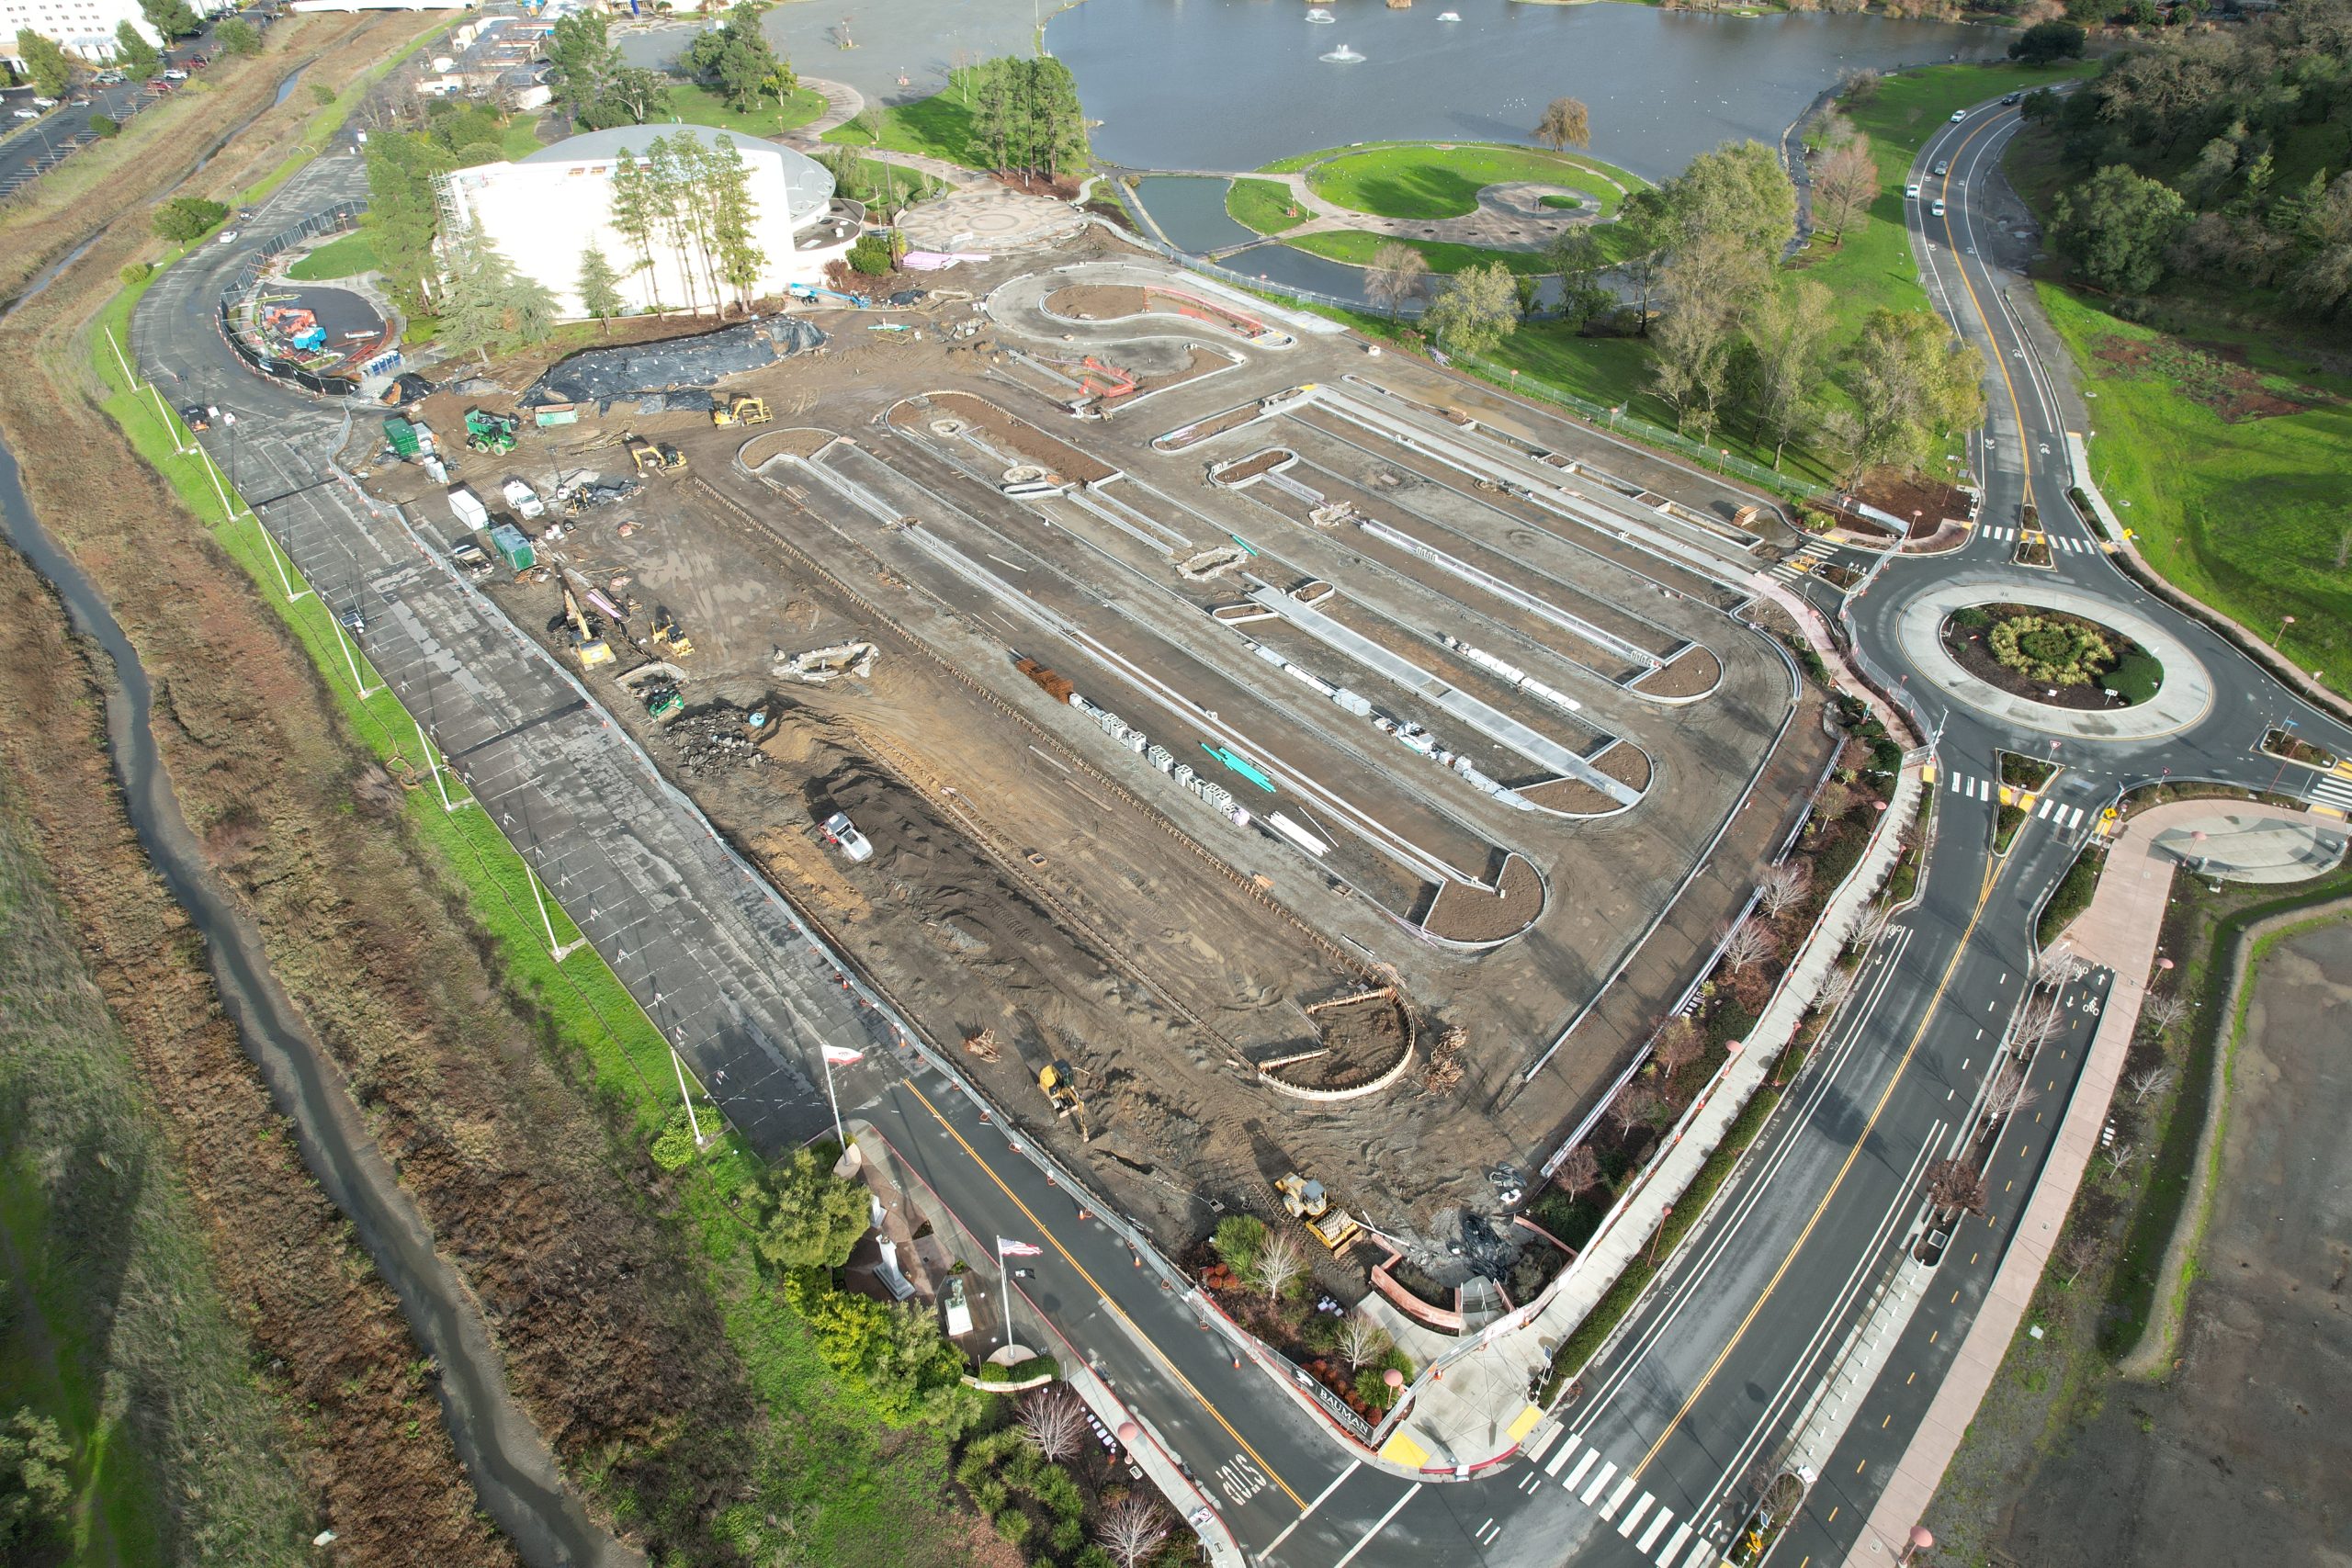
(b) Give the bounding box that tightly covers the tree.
[1925,1156,1988,1215]
[606,150,663,308]
[704,133,769,310]
[1984,1060,2040,1122]
[1335,1314,1392,1371]
[2137,991,2189,1041]
[1555,1143,1602,1202]
[1811,964,1860,1021]
[684,1,795,115]
[2102,1141,2137,1181]
[1847,901,1895,954]
[215,17,260,55]
[1840,67,1883,105]
[1614,187,1673,333]
[2287,171,2352,319]
[577,246,625,331]
[1250,1230,1307,1301]
[1015,1385,1090,1462]
[2125,1064,2176,1104]
[546,8,618,119]
[1664,139,1797,261]
[1811,133,1878,249]
[1744,277,1833,468]
[751,1145,870,1269]
[0,1410,71,1551]
[2053,164,2185,294]
[1757,861,1810,918]
[1095,1494,1170,1568]
[2057,1230,2102,1285]
[2011,995,2067,1054]
[1533,96,1590,152]
[152,196,230,244]
[2038,944,2089,988]
[90,113,119,139]
[1421,261,1520,357]
[591,66,673,129]
[137,0,199,40]
[1607,1085,1662,1140]
[1212,1213,1267,1272]
[1841,308,1984,482]
[1364,241,1430,320]
[1652,1015,1702,1077]
[2008,18,2086,62]
[15,31,73,97]
[113,19,159,76]
[1719,917,1776,974]
[784,1273,966,1424]
[364,133,458,309]
[1544,226,1614,329]
[1651,226,1769,437]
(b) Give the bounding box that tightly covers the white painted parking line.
[1476,1518,1502,1546]
[1563,1449,1600,1491]
[1617,1493,1654,1536]
[1544,1433,1580,1477]
[1329,1484,1419,1568]
[1600,1475,1636,1520]
[1656,1521,1692,1565]
[1635,1505,1675,1553]
[1579,1460,1617,1506]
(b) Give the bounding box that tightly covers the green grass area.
[1282,227,1556,276]
[1295,141,1638,220]
[821,69,994,168]
[0,783,313,1564]
[2038,284,2352,701]
[284,229,377,281]
[2037,839,2108,947]
[810,148,943,209]
[663,82,829,140]
[88,277,980,1564]
[1226,176,1307,236]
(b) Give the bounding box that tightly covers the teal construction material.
[1202,742,1275,793]
[1229,534,1260,557]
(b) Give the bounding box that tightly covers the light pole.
[2274,612,2295,646]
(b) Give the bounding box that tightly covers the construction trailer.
[488,522,535,572]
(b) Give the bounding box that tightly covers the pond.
[1050,0,1999,182]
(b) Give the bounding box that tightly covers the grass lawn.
[1296,141,1639,220]
[2037,285,2352,699]
[285,229,377,281]
[664,81,830,139]
[1283,228,1555,276]
[820,69,1022,172]
[1227,175,1308,235]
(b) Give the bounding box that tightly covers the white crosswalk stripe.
[1657,1522,1693,1565]
[1635,1506,1675,1553]
[2309,773,2352,810]
[1770,540,1838,581]
[2037,796,2056,818]
[1946,773,1999,801]
[1984,525,2015,541]
[1563,1449,1600,1491]
[1580,1461,1618,1506]
[1544,1432,1580,1476]
[2064,805,2085,829]
[1618,1493,1655,1536]
[1600,1476,1637,1520]
[1679,1536,1721,1568]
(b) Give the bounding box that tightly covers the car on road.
[1905,182,1921,199]
[1931,160,1951,176]
[96,70,125,85]
[217,230,240,244]
[1931,198,1947,218]
[1951,108,1967,121]
[2002,92,2023,105]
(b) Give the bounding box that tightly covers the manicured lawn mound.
[1227,175,1307,235]
[286,229,377,281]
[1292,141,1637,220]
[822,71,989,165]
[664,82,829,138]
[2040,285,2352,701]
[1283,228,1552,276]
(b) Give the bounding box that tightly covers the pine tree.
[705,138,767,310]
[437,234,556,364]
[15,31,74,98]
[113,19,158,76]
[577,246,625,332]
[606,151,662,309]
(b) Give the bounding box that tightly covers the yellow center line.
[1632,848,2009,1483]
[899,1077,1306,1509]
[1935,110,2038,490]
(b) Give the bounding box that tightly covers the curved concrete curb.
[1894,575,2213,741]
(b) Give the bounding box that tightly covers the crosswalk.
[1942,772,2087,829]
[1530,1427,1719,1568]
[1945,773,1999,801]
[2307,769,2352,815]
[1978,525,2097,554]
[1770,540,1837,581]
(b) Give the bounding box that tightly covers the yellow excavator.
[1038,1060,1091,1142]
[1276,1171,1363,1253]
[563,587,613,668]
[711,394,772,427]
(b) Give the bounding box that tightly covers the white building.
[437,125,854,318]
[1,0,164,62]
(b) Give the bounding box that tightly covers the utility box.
[488,522,535,572]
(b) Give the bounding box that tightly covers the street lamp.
[2274,613,2296,646]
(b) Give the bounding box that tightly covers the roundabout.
[1895,576,2213,741]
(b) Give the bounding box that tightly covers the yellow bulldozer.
[711,394,772,428]
[1276,1171,1363,1253]
[626,434,687,475]
[650,607,695,660]
[1038,1060,1091,1142]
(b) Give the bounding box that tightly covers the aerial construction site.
[360,243,1832,1280]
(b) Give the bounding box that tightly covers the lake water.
[1050,0,1997,182]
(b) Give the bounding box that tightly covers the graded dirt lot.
[1982,918,2352,1567]
[369,243,1829,1270]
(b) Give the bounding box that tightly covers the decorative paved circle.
[899,188,1087,254]
[1895,577,2212,741]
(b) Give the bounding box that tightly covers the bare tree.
[1533,96,1592,152]
[1811,133,1879,249]
[1812,964,1860,1021]
[1016,1385,1090,1463]
[1095,1494,1171,1568]
[1757,861,1811,918]
[2038,944,2090,988]
[1925,1156,1988,1216]
[2057,1230,2102,1286]
[1815,779,1857,823]
[2102,1142,2137,1181]
[1984,1060,2040,1122]
[2126,1064,2177,1105]
[1720,919,1778,975]
[1607,1085,1662,1140]
[1555,1144,1602,1202]
[1847,901,1894,955]
[1335,1314,1393,1371]
[1652,1016,1703,1078]
[1364,242,1430,321]
[2138,991,2190,1042]
[2011,996,2067,1055]
[1250,1230,1307,1302]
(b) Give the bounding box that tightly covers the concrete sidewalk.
[1842,800,2331,1563]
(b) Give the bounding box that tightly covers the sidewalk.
[1842,800,2329,1563]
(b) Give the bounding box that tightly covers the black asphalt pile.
[527,317,827,412]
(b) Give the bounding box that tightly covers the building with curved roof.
[439,125,851,317]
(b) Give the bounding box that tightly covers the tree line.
[2030,0,2352,316]
[546,2,794,130]
[969,55,1087,182]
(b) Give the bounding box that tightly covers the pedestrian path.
[2305,765,2352,817]
[1770,539,1837,581]
[1938,770,2087,829]
[1976,525,2096,554]
[1520,1426,1721,1568]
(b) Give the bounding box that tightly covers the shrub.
[1212,1213,1267,1272]
[648,1108,699,1169]
[1354,1367,1398,1409]
[1989,614,2113,687]
[90,114,119,139]
[846,233,894,276]
[119,261,152,286]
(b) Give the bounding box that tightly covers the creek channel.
[0,440,639,1565]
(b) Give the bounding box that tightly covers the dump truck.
[1275,1172,1363,1253]
[449,537,494,580]
[626,434,686,475]
[711,394,772,427]
[1038,1061,1091,1141]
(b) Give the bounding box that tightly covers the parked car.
[162,68,188,80]
[9,109,36,120]
[30,96,55,107]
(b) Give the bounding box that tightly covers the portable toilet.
[489,523,535,572]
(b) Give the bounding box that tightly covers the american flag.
[998,1237,1045,1258]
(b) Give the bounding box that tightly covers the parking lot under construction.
[361,253,1834,1277]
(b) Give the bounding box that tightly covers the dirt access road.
[1984,915,2352,1566]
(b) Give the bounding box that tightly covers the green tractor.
[465,409,519,456]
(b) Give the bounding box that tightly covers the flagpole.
[822,1047,845,1146]
[999,1238,1012,1349]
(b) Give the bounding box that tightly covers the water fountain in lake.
[1320,42,1365,62]
[1306,6,1334,19]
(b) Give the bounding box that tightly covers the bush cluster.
[1989,613,2114,687]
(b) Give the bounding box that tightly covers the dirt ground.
[1956,917,2352,1568]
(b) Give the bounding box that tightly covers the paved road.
[0,17,274,200]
